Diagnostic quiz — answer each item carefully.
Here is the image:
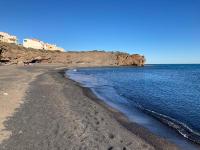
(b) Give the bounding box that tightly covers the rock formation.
[0,42,145,67]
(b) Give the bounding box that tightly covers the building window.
[9,38,16,41]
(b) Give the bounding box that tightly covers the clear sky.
[0,0,199,64]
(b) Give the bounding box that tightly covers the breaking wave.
[136,104,200,144]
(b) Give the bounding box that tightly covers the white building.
[23,38,65,52]
[23,39,44,50]
[44,43,65,52]
[0,32,18,44]
[56,47,65,52]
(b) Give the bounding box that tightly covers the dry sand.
[0,64,180,150]
[0,66,40,143]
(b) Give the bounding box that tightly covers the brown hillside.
[0,42,145,67]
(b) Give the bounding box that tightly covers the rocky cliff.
[0,42,145,67]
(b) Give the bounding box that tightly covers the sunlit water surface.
[66,64,200,150]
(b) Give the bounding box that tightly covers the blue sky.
[0,0,199,64]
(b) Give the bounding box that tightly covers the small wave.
[136,105,200,144]
[73,69,77,72]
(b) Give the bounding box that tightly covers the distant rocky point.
[0,42,145,67]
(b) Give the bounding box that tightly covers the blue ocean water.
[66,64,200,149]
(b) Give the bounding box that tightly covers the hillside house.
[56,47,65,52]
[23,39,44,49]
[44,43,65,52]
[0,32,18,44]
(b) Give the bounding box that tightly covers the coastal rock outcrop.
[116,53,145,66]
[0,42,145,67]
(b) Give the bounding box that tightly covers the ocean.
[66,64,200,150]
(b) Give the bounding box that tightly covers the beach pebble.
[19,100,24,104]
[19,130,23,134]
[3,92,8,96]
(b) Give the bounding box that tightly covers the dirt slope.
[0,42,145,67]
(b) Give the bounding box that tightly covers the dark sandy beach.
[0,64,180,150]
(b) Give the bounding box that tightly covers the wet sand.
[0,64,179,150]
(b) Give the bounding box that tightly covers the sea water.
[66,64,200,150]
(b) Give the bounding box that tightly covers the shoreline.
[63,69,180,150]
[0,64,194,149]
[64,67,200,150]
[81,84,180,149]
[0,65,155,150]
